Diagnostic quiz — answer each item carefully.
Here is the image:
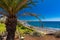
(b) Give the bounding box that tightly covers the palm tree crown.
[0,0,36,15]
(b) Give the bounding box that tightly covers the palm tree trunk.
[5,15,17,40]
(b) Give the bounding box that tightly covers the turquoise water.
[27,21,60,28]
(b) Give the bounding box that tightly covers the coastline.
[32,26,60,35]
[18,20,60,34]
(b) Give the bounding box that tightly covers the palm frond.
[0,0,9,6]
[15,0,37,13]
[21,12,44,27]
[0,3,9,13]
[0,12,8,16]
[0,0,40,15]
[15,0,28,13]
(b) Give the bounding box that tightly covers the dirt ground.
[24,35,60,40]
[3,34,60,40]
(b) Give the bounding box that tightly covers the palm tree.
[22,13,44,28]
[0,0,38,40]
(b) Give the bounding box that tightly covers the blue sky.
[1,0,60,21]
[18,0,60,21]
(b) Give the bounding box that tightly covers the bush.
[31,31,41,37]
[54,31,60,38]
[16,25,35,37]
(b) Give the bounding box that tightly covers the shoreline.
[18,20,60,34]
[32,26,60,34]
[33,26,60,30]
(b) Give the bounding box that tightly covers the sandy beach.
[32,27,60,34]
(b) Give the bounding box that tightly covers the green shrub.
[16,25,35,37]
[0,23,35,37]
[0,23,6,34]
[31,31,41,37]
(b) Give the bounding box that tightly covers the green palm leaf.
[0,0,37,15]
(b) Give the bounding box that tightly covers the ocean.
[27,21,60,29]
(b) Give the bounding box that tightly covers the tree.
[0,0,38,40]
[22,12,44,28]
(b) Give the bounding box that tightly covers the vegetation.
[0,23,6,35]
[54,31,60,38]
[31,31,41,37]
[0,23,35,37]
[0,0,37,40]
[16,25,34,36]
[0,22,45,38]
[0,0,44,40]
